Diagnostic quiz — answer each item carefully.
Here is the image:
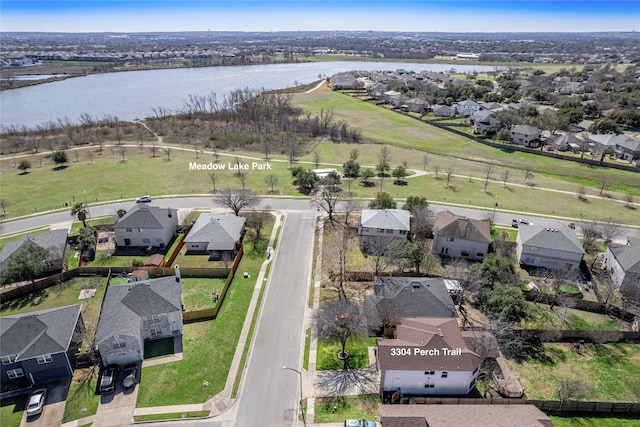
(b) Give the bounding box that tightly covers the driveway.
[21,378,70,427]
[92,383,139,427]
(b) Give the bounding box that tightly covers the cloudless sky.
[1,1,639,33]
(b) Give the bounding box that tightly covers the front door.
[124,239,131,246]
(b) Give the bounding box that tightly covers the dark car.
[122,364,138,389]
[511,219,519,228]
[100,365,119,394]
[26,388,47,417]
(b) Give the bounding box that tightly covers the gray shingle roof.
[184,214,246,251]
[96,276,181,348]
[512,124,541,135]
[360,209,410,232]
[114,205,177,230]
[1,304,82,360]
[0,229,68,265]
[609,237,640,274]
[518,222,584,254]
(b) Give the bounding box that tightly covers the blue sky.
[1,1,638,33]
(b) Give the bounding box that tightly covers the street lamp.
[283,366,306,427]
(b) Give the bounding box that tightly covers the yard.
[0,395,27,427]
[316,336,377,370]
[181,276,227,311]
[506,343,640,402]
[62,368,100,423]
[520,302,630,331]
[314,394,379,424]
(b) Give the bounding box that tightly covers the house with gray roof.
[1,304,85,387]
[511,124,541,147]
[469,110,501,135]
[0,229,68,276]
[455,99,482,117]
[516,222,584,270]
[605,237,640,298]
[432,105,456,118]
[364,277,458,336]
[433,211,491,261]
[544,132,582,152]
[330,72,360,90]
[358,209,410,252]
[184,213,246,260]
[402,98,430,114]
[95,274,182,366]
[114,204,178,249]
[377,317,481,396]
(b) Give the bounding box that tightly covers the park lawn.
[181,277,227,311]
[62,368,100,423]
[136,218,273,407]
[314,394,379,424]
[291,90,640,196]
[549,414,640,427]
[0,395,28,427]
[0,226,50,250]
[506,343,640,402]
[69,216,114,236]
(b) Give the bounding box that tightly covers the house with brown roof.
[432,211,490,261]
[378,317,481,398]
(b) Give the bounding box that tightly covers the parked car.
[345,420,376,427]
[122,364,138,389]
[511,219,519,228]
[26,388,47,417]
[136,195,152,203]
[100,365,119,394]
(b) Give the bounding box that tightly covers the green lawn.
[316,336,377,370]
[62,369,100,423]
[521,303,627,331]
[549,414,640,427]
[491,226,518,242]
[136,220,273,407]
[181,277,227,311]
[69,216,114,236]
[133,411,209,422]
[0,395,27,427]
[314,395,379,424]
[507,343,640,401]
[89,253,147,267]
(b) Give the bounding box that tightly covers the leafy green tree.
[359,168,375,187]
[18,159,31,174]
[391,165,407,184]
[1,245,49,284]
[403,196,428,212]
[479,284,531,323]
[376,160,390,177]
[480,254,518,286]
[78,227,96,261]
[293,169,318,194]
[588,118,622,135]
[71,202,89,228]
[342,159,361,178]
[368,192,396,209]
[52,150,68,167]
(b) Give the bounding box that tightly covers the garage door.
[30,367,71,384]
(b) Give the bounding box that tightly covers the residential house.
[95,273,182,366]
[510,124,541,147]
[403,98,430,114]
[367,82,388,99]
[358,209,410,251]
[544,133,582,152]
[383,90,406,108]
[114,204,178,248]
[330,72,360,90]
[184,213,246,260]
[1,305,85,386]
[364,277,458,336]
[605,237,640,298]
[432,105,456,118]
[469,110,500,135]
[0,229,68,276]
[432,211,490,261]
[380,404,552,427]
[516,223,584,270]
[378,317,481,397]
[455,99,482,117]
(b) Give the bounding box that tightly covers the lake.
[0,61,501,130]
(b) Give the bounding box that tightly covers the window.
[150,328,162,338]
[386,229,393,234]
[138,228,143,233]
[377,228,384,233]
[143,238,151,244]
[36,354,53,364]
[447,237,455,242]
[400,230,406,235]
[126,228,132,232]
[424,370,435,375]
[7,368,24,379]
[441,371,448,378]
[363,227,370,232]
[461,251,470,257]
[424,384,435,388]
[1,355,17,365]
[156,238,163,243]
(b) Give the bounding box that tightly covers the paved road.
[235,211,315,427]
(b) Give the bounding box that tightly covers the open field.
[506,343,640,402]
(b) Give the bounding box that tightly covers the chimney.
[175,265,181,282]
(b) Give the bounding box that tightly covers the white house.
[432,211,491,261]
[358,209,409,250]
[114,205,178,248]
[455,99,482,117]
[95,274,183,367]
[378,317,482,396]
[516,223,584,270]
[604,237,640,298]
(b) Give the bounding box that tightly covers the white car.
[26,388,47,417]
[136,195,152,203]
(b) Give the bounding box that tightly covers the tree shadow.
[18,171,31,175]
[393,180,407,186]
[1,289,49,312]
[52,165,68,171]
[625,205,636,210]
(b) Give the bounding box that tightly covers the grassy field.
[507,343,640,401]
[181,277,227,311]
[136,222,272,407]
[314,394,379,424]
[521,302,629,331]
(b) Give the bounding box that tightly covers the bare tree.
[626,194,634,208]
[213,147,220,162]
[349,148,359,162]
[117,145,127,161]
[209,171,218,194]
[364,237,398,278]
[288,141,297,168]
[557,377,588,403]
[313,150,321,168]
[0,199,8,217]
[262,137,271,159]
[165,147,171,161]
[433,165,440,179]
[597,174,609,196]
[501,169,511,188]
[422,153,430,170]
[214,188,259,216]
[523,167,534,185]
[483,164,494,192]
[315,299,366,368]
[445,167,455,187]
[265,174,278,194]
[341,194,360,226]
[312,177,342,225]
[245,207,270,249]
[236,171,248,190]
[87,150,94,164]
[325,225,350,300]
[598,218,620,244]
[580,221,601,254]
[577,185,587,201]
